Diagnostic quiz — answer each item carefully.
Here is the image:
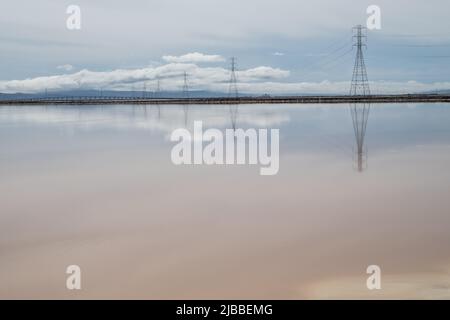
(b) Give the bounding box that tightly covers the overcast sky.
[1,0,450,94]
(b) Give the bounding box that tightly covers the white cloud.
[0,60,290,93]
[2,1,450,84]
[56,64,74,71]
[273,52,285,56]
[0,104,290,135]
[239,66,289,81]
[1,60,449,95]
[162,52,225,63]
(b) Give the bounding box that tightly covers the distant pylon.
[142,82,147,98]
[155,78,161,119]
[182,71,189,99]
[350,25,370,96]
[228,57,238,98]
[155,78,161,98]
[350,103,370,172]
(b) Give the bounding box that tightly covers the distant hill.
[0,89,255,100]
[0,89,327,100]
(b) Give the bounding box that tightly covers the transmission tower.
[154,78,161,119]
[350,25,370,96]
[154,78,161,98]
[142,82,147,98]
[350,103,370,172]
[228,57,238,98]
[182,71,189,99]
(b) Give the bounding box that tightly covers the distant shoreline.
[1,94,450,105]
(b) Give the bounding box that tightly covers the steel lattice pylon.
[155,78,161,119]
[228,57,238,98]
[350,25,370,96]
[182,71,189,99]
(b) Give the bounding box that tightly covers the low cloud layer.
[56,64,74,72]
[0,53,449,95]
[162,52,225,63]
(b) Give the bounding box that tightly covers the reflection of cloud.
[3,62,448,95]
[162,52,225,63]
[302,269,450,299]
[0,105,290,136]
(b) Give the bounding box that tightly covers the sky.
[1,0,450,94]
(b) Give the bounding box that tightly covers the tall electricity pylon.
[228,57,239,130]
[182,71,189,99]
[155,78,161,120]
[228,57,238,98]
[142,82,147,99]
[155,79,161,98]
[350,25,370,96]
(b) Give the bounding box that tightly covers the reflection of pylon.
[350,25,370,96]
[228,57,239,130]
[350,103,370,172]
[154,78,161,120]
[182,72,189,126]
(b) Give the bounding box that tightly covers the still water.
[1,103,450,299]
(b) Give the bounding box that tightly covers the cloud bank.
[0,53,449,95]
[56,64,74,72]
[162,52,225,63]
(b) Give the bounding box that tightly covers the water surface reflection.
[0,103,450,299]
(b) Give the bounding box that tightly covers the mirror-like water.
[1,103,450,299]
